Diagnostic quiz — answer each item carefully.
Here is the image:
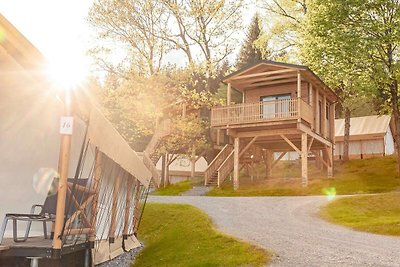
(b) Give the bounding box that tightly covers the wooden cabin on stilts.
[205,61,338,189]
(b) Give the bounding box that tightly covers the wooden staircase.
[204,144,234,187]
[141,119,171,187]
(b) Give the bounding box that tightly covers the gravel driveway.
[148,195,400,267]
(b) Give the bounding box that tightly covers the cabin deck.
[0,237,89,258]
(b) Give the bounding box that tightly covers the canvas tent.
[334,115,394,159]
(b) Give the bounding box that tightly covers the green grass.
[321,192,400,236]
[133,203,271,267]
[152,180,194,196]
[207,156,400,197]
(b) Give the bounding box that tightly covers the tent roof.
[335,115,391,140]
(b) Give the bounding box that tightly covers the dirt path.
[148,195,400,267]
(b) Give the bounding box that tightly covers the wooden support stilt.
[265,150,273,178]
[326,146,333,178]
[123,177,134,238]
[133,179,141,235]
[52,91,73,250]
[301,133,308,187]
[109,174,121,243]
[233,137,240,190]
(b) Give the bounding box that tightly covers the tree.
[88,0,170,76]
[258,0,308,61]
[301,0,372,161]
[236,13,264,69]
[305,0,400,171]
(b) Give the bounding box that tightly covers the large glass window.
[260,94,291,119]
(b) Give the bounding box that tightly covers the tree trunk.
[161,154,166,188]
[343,107,351,161]
[190,158,196,180]
[391,84,400,175]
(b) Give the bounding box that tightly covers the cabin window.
[260,94,291,119]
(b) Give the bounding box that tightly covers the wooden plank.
[239,136,258,158]
[315,90,320,134]
[233,137,240,190]
[280,134,301,154]
[233,73,297,85]
[301,133,308,187]
[227,83,231,105]
[236,128,299,138]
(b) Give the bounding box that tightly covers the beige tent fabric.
[93,236,141,265]
[87,107,152,188]
[335,115,391,141]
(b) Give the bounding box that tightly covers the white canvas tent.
[335,115,394,159]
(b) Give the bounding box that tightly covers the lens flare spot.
[0,27,5,43]
[33,168,59,196]
[323,187,336,201]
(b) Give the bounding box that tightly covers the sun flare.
[46,56,89,90]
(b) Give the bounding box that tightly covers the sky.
[0,1,256,76]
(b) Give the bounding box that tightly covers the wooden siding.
[244,82,309,103]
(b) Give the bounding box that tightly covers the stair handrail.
[216,150,234,187]
[204,144,233,185]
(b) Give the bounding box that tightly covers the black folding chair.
[0,178,89,244]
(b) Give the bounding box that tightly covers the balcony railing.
[211,98,313,127]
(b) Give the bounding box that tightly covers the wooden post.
[327,146,333,178]
[123,177,134,238]
[315,90,320,134]
[227,83,232,106]
[161,154,166,187]
[89,150,102,243]
[330,103,335,140]
[109,174,121,243]
[233,137,240,190]
[322,94,327,137]
[301,133,308,187]
[216,129,221,146]
[309,84,314,130]
[133,179,141,235]
[297,71,302,122]
[52,90,73,250]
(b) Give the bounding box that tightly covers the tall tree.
[301,0,372,161]
[236,13,264,69]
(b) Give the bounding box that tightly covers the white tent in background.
[334,115,394,159]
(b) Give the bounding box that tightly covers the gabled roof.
[335,115,391,141]
[223,60,338,102]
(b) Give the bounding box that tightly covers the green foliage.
[134,203,271,267]
[236,14,264,69]
[321,192,400,236]
[208,156,400,196]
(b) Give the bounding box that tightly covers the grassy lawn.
[133,203,271,267]
[208,156,400,197]
[320,192,400,236]
[152,180,194,196]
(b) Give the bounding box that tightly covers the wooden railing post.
[297,71,302,122]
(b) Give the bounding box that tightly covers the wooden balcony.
[211,98,313,127]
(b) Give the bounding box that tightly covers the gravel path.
[180,185,212,196]
[148,196,400,267]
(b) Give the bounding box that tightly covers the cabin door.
[261,94,291,119]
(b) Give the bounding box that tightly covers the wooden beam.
[322,93,327,137]
[301,133,308,187]
[326,146,333,178]
[233,137,240,190]
[280,134,301,154]
[308,137,314,152]
[309,84,314,130]
[236,128,299,138]
[233,73,297,85]
[229,68,296,81]
[298,123,332,147]
[239,136,258,158]
[315,90,320,134]
[271,151,287,168]
[244,78,298,89]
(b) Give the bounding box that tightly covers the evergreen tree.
[236,14,263,69]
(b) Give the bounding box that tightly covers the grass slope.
[133,203,271,267]
[208,156,400,196]
[152,180,193,196]
[321,192,400,236]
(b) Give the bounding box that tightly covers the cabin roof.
[335,115,391,140]
[223,60,338,102]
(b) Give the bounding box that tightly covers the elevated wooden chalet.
[205,61,338,189]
